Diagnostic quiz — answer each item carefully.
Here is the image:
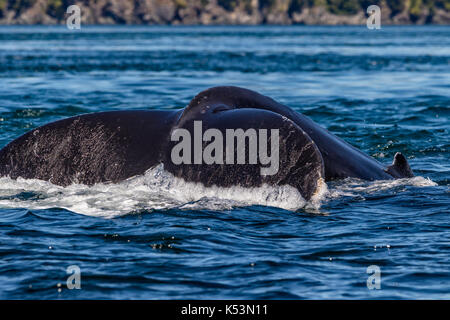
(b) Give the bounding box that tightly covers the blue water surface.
[0,25,448,299]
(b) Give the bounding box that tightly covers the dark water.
[0,26,448,299]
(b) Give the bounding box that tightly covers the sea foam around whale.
[0,164,436,218]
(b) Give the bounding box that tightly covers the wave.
[1,52,449,74]
[0,163,438,218]
[326,176,437,199]
[0,165,327,217]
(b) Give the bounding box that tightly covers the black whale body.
[0,86,413,201]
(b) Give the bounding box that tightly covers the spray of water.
[0,164,436,218]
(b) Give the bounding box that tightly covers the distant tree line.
[0,0,449,23]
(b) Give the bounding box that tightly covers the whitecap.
[0,164,327,217]
[0,165,437,218]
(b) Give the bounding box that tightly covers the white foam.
[0,165,437,218]
[327,176,437,199]
[0,164,324,217]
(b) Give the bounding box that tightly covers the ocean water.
[0,25,448,299]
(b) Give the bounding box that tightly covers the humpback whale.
[0,86,413,201]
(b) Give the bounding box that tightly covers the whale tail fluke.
[385,152,414,178]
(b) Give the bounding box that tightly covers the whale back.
[183,86,410,181]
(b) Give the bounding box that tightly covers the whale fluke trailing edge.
[0,86,413,201]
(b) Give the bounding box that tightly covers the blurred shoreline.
[0,0,449,26]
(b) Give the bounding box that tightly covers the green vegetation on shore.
[0,0,448,24]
